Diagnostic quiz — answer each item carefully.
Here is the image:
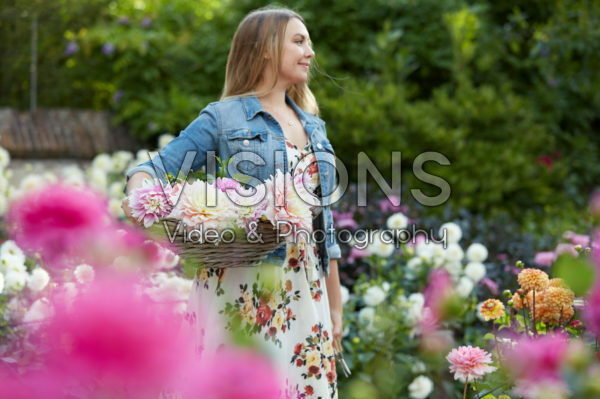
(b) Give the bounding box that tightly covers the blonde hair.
[220,6,319,115]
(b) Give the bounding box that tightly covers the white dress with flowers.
[185,137,338,399]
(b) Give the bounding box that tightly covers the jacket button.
[317,143,323,149]
[324,172,329,178]
[242,139,250,146]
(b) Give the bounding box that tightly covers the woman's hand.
[121,171,153,225]
[330,308,343,346]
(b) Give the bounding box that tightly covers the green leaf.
[551,254,596,296]
[483,332,496,341]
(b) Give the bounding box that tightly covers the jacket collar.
[241,92,317,126]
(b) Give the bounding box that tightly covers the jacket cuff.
[122,164,159,194]
[327,242,341,259]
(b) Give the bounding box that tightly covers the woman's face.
[277,18,315,86]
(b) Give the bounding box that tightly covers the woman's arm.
[325,258,343,344]
[121,104,220,224]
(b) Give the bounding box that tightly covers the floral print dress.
[185,137,338,399]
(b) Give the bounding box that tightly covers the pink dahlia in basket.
[263,170,312,242]
[446,345,496,381]
[128,179,176,227]
[215,177,242,193]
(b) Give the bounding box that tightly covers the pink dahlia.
[5,183,113,269]
[44,275,191,397]
[447,345,497,381]
[128,180,175,227]
[215,177,241,193]
[505,334,568,398]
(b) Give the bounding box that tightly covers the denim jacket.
[125,92,341,276]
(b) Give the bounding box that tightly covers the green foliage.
[320,77,571,220]
[551,253,596,297]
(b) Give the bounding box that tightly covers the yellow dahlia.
[544,287,575,309]
[548,278,568,289]
[517,268,549,292]
[479,299,505,321]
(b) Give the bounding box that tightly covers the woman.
[123,7,343,398]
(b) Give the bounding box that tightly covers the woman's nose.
[305,45,315,59]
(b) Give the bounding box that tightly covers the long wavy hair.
[220,6,319,115]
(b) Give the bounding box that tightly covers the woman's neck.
[254,73,291,110]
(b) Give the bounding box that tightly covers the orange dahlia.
[480,299,505,321]
[511,292,526,311]
[517,268,549,292]
[544,287,575,309]
[538,304,575,325]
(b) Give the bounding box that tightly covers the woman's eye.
[295,40,303,45]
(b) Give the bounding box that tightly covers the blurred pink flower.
[480,277,499,295]
[0,275,282,398]
[537,155,554,170]
[496,253,508,261]
[592,230,600,269]
[45,276,190,397]
[407,233,427,248]
[0,371,63,398]
[419,270,454,338]
[378,194,402,213]
[446,345,496,381]
[424,269,453,313]
[179,348,282,398]
[505,334,569,398]
[555,243,578,257]
[141,239,180,270]
[332,210,358,229]
[128,180,175,227]
[583,283,600,335]
[347,247,369,264]
[534,251,557,267]
[5,184,113,269]
[418,306,440,336]
[563,231,589,247]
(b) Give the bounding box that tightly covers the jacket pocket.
[223,128,267,175]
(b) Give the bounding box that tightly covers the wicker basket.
[158,218,284,269]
